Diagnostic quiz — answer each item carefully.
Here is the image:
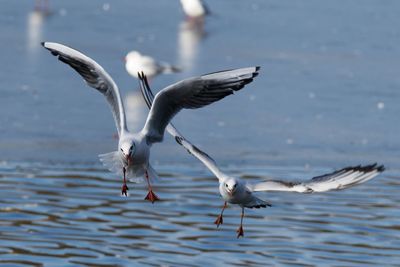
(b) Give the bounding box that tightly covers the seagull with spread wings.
[138,72,384,236]
[42,42,260,202]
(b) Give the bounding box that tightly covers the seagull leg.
[121,167,129,196]
[236,207,245,238]
[144,170,160,203]
[214,201,227,227]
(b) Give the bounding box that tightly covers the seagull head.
[224,178,238,196]
[120,141,136,162]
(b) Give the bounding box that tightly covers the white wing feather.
[138,72,229,182]
[248,164,384,193]
[42,42,127,136]
[141,67,260,144]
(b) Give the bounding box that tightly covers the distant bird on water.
[42,41,260,203]
[139,73,385,237]
[180,0,210,19]
[125,51,180,79]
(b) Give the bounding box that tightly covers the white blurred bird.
[180,0,209,18]
[125,50,180,79]
[43,41,260,203]
[139,74,385,237]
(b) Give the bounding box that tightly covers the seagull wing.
[138,72,228,182]
[42,42,127,135]
[141,66,260,143]
[248,164,384,193]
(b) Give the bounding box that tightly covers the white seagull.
[42,41,260,202]
[125,50,180,79]
[138,73,385,236]
[180,0,210,19]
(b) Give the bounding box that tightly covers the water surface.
[0,0,400,266]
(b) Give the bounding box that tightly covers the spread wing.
[141,66,260,143]
[138,72,228,181]
[42,42,127,135]
[248,164,384,193]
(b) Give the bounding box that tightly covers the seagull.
[138,73,385,237]
[42,41,260,202]
[180,0,210,19]
[125,50,180,79]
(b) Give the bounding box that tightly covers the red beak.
[125,154,131,164]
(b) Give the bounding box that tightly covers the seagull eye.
[234,184,237,188]
[120,148,123,152]
[129,145,133,151]
[225,184,228,187]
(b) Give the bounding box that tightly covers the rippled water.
[1,0,400,266]
[1,162,399,266]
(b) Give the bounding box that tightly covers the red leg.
[214,201,227,227]
[236,207,245,238]
[144,170,160,203]
[121,167,129,196]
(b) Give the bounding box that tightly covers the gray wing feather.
[138,72,228,181]
[141,67,260,143]
[42,42,127,135]
[249,164,384,193]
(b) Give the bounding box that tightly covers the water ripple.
[0,162,399,266]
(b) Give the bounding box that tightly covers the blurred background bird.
[180,0,210,19]
[124,50,181,79]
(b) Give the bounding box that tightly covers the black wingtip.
[377,164,385,172]
[175,136,183,145]
[255,66,261,71]
[41,41,46,47]
[347,163,385,173]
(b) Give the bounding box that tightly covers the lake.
[0,1,399,266]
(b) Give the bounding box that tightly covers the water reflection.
[0,162,399,266]
[178,18,206,74]
[27,2,51,53]
[124,90,147,133]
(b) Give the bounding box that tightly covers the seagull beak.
[227,189,233,196]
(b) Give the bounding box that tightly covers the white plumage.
[139,74,385,237]
[125,50,180,79]
[43,41,260,203]
[180,0,209,18]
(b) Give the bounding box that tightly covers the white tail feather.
[99,152,160,184]
[99,151,123,176]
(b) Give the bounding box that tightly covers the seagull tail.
[146,164,160,183]
[98,151,123,176]
[160,63,182,74]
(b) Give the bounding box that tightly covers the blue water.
[0,1,399,266]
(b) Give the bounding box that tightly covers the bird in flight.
[42,41,260,203]
[138,72,384,236]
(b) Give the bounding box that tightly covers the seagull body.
[139,74,385,236]
[180,0,209,18]
[43,41,260,202]
[125,51,180,79]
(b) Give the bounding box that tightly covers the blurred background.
[0,1,399,266]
